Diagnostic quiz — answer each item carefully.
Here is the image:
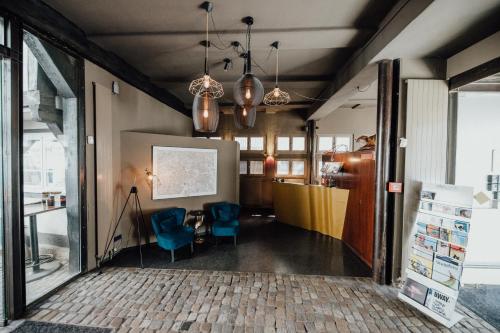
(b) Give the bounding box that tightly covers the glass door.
[22,30,83,304]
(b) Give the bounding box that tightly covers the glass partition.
[22,30,82,304]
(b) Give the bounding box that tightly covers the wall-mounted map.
[152,146,217,199]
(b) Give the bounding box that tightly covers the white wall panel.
[401,79,449,275]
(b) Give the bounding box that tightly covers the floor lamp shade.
[233,73,264,107]
[233,104,256,129]
[192,93,220,133]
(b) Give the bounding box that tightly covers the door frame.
[0,11,87,319]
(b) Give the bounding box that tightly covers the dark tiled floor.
[459,284,500,330]
[109,214,372,277]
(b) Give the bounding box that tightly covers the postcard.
[455,207,472,219]
[421,191,436,200]
[436,241,450,256]
[453,220,470,233]
[449,244,466,262]
[402,278,429,305]
[439,228,451,242]
[409,254,433,278]
[415,234,437,252]
[425,289,457,319]
[451,231,468,247]
[416,221,427,235]
[432,255,462,290]
[426,224,440,238]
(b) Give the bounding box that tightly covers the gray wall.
[85,60,193,270]
[120,132,239,245]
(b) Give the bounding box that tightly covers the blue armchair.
[210,202,240,246]
[151,208,194,262]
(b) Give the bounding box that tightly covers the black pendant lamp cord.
[275,44,279,88]
[204,10,209,75]
[246,24,252,73]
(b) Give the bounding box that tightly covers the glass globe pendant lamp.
[233,17,264,107]
[192,91,220,133]
[233,104,256,129]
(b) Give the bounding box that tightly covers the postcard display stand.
[398,183,473,328]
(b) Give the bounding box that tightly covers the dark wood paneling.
[330,151,375,268]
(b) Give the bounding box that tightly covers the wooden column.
[373,60,396,285]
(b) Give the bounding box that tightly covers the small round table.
[188,210,206,244]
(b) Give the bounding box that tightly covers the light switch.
[87,135,95,145]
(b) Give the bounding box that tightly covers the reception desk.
[272,182,349,239]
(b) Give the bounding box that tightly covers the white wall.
[316,107,377,151]
[400,79,449,278]
[455,92,500,284]
[85,60,193,270]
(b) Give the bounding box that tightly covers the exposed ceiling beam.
[306,0,434,120]
[3,0,189,116]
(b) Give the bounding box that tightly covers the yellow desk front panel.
[272,183,349,239]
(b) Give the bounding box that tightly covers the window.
[277,137,290,151]
[317,135,352,152]
[276,136,305,151]
[291,161,305,176]
[234,136,247,150]
[239,161,248,175]
[335,136,351,152]
[276,160,290,176]
[318,136,334,151]
[250,136,264,151]
[292,137,305,151]
[249,160,264,175]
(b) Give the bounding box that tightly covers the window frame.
[275,158,307,178]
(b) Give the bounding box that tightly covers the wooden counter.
[272,183,349,239]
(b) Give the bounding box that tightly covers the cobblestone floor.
[25,267,498,332]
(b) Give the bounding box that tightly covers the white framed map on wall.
[152,146,217,199]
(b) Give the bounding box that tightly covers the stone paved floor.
[24,267,498,333]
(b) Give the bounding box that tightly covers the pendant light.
[233,51,257,129]
[191,2,221,133]
[233,104,257,129]
[264,41,290,106]
[233,16,264,107]
[192,92,220,132]
[188,2,224,99]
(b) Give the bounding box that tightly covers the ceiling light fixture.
[192,92,220,132]
[264,41,290,106]
[233,104,257,129]
[233,16,264,108]
[188,2,224,99]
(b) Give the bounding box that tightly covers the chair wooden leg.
[170,249,175,263]
[233,235,237,247]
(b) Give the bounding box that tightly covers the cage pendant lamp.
[264,41,290,106]
[188,2,224,98]
[233,16,264,107]
[192,92,220,132]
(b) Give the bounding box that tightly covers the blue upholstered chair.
[151,208,194,263]
[210,202,240,246]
